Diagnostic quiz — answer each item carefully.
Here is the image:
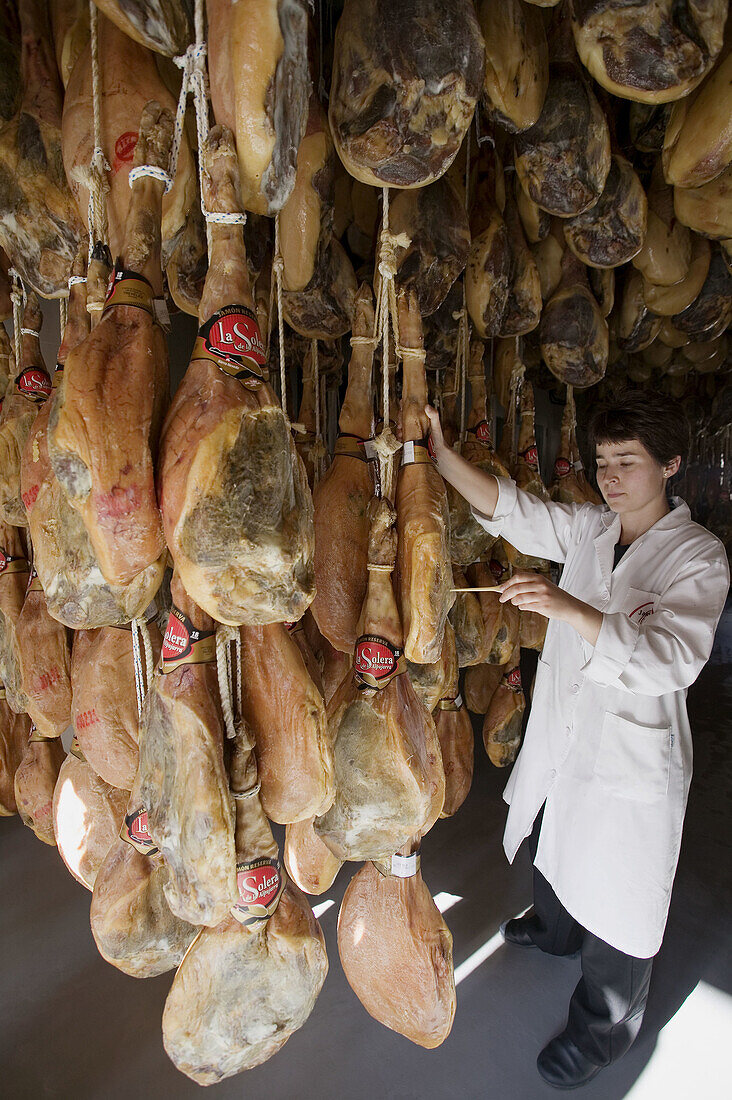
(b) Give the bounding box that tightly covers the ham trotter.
[396,288,453,665]
[315,499,444,861]
[158,125,314,626]
[337,839,456,1048]
[162,722,328,1085]
[137,573,237,927]
[48,100,171,588]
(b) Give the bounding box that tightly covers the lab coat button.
[570,683,579,695]
[550,769,557,779]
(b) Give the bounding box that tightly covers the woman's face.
[594,438,679,515]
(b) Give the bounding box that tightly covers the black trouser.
[525,806,654,1067]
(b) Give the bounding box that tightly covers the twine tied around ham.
[270,213,291,425]
[8,267,26,381]
[84,1,111,261]
[215,624,242,742]
[131,618,154,722]
[371,186,408,501]
[169,0,247,242]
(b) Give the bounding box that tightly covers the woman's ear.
[664,455,681,478]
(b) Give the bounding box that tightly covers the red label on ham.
[354,635,405,689]
[521,445,539,470]
[197,305,267,381]
[16,368,52,402]
[504,666,522,691]
[489,558,505,582]
[160,606,216,673]
[121,807,159,855]
[554,456,572,478]
[232,857,284,925]
[114,130,138,171]
[474,421,492,445]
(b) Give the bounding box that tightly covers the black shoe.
[500,914,540,948]
[537,1033,603,1090]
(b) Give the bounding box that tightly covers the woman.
[425,390,729,1090]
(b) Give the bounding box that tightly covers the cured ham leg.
[337,842,456,1048]
[0,294,51,526]
[312,285,376,651]
[315,500,444,861]
[464,660,505,716]
[550,390,601,505]
[14,731,65,845]
[53,740,128,890]
[482,645,525,766]
[0,688,30,815]
[71,621,162,790]
[449,564,486,668]
[94,0,193,57]
[162,723,328,1085]
[158,125,314,626]
[16,561,72,737]
[435,640,473,818]
[238,621,333,824]
[0,0,84,297]
[285,816,343,896]
[447,339,509,566]
[91,836,199,978]
[137,574,237,927]
[49,101,170,587]
[22,247,164,627]
[407,620,458,715]
[0,520,29,713]
[396,288,453,664]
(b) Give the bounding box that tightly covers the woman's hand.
[424,405,446,456]
[497,571,603,646]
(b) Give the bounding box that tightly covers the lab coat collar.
[594,498,690,590]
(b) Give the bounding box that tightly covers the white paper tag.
[153,297,171,331]
[389,852,419,878]
[401,440,416,466]
[362,438,379,461]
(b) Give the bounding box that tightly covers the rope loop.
[128,165,173,193]
[216,624,240,741]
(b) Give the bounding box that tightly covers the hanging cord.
[216,624,240,741]
[310,338,327,483]
[86,1,110,261]
[271,212,291,423]
[8,268,26,374]
[131,618,155,723]
[58,294,68,339]
[169,0,247,256]
[370,185,409,500]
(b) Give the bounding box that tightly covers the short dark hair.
[587,390,690,467]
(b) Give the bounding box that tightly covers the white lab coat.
[473,478,730,958]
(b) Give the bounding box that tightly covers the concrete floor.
[1,604,730,1099]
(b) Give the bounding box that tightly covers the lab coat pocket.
[622,588,660,628]
[594,713,671,802]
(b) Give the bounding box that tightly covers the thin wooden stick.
[450,586,503,593]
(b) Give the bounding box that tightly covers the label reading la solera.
[121,807,159,855]
[504,665,522,692]
[15,367,52,403]
[471,420,493,445]
[194,305,266,382]
[554,456,572,479]
[354,634,405,690]
[231,857,284,925]
[521,445,539,471]
[160,606,216,673]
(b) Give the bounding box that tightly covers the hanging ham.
[0,0,84,297]
[0,294,52,527]
[71,620,162,790]
[564,155,647,268]
[396,288,453,664]
[570,0,727,104]
[238,620,333,824]
[482,644,525,766]
[207,0,310,215]
[435,644,473,817]
[663,42,732,188]
[514,61,611,217]
[14,730,65,845]
[93,0,193,56]
[53,739,128,890]
[48,101,171,590]
[479,0,548,133]
[158,125,315,626]
[0,687,30,815]
[464,659,504,716]
[407,619,458,715]
[91,836,199,978]
[285,816,343,896]
[162,722,328,1085]
[61,12,195,263]
[540,249,609,388]
[465,146,510,339]
[312,286,376,652]
[632,164,692,285]
[137,573,237,927]
[337,843,456,1047]
[314,499,445,861]
[449,564,486,668]
[329,0,484,188]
